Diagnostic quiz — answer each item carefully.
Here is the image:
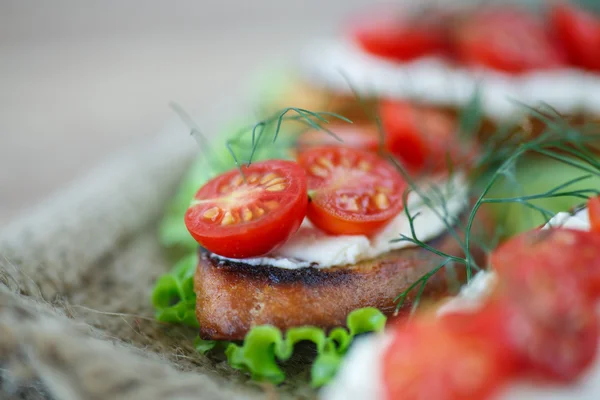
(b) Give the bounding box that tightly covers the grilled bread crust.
[194,222,482,340]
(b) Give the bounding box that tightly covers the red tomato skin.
[349,10,449,62]
[492,228,600,302]
[298,147,407,236]
[380,101,476,174]
[490,228,600,381]
[184,160,308,259]
[306,201,383,235]
[588,196,600,233]
[551,2,600,71]
[444,296,597,383]
[383,317,514,400]
[454,7,565,74]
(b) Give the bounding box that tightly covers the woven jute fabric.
[0,131,313,400]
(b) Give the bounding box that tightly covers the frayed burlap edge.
[0,130,273,400]
[0,286,260,400]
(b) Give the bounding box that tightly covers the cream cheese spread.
[212,173,469,269]
[298,40,600,122]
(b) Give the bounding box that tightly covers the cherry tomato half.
[296,124,380,152]
[492,228,600,303]
[490,228,600,381]
[550,2,600,71]
[380,100,476,174]
[453,7,565,74]
[588,196,600,233]
[383,317,513,400]
[184,160,308,258]
[298,147,406,235]
[349,9,449,62]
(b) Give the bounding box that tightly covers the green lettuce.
[151,251,386,387]
[152,253,199,328]
[225,308,386,387]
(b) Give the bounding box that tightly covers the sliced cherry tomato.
[349,9,449,62]
[441,300,520,366]
[383,317,513,400]
[492,228,600,301]
[296,124,379,152]
[453,7,565,73]
[550,2,600,71]
[588,196,600,232]
[380,100,476,174]
[298,147,406,235]
[490,228,600,381]
[444,294,597,383]
[184,160,307,258]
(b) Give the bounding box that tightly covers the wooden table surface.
[0,0,386,223]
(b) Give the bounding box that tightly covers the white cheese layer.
[542,207,590,231]
[322,208,600,400]
[298,40,600,121]
[213,174,468,269]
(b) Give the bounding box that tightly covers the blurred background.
[0,0,385,223]
[2,0,598,224]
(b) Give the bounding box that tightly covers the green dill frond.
[337,69,387,153]
[169,102,223,174]
[198,76,600,317]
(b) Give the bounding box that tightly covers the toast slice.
[194,217,484,340]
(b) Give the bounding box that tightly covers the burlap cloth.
[0,128,314,400]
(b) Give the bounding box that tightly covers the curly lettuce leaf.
[152,253,199,328]
[225,308,386,387]
[152,252,386,387]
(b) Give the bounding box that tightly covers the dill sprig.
[171,102,353,181]
[227,107,352,173]
[393,110,600,313]
[176,83,600,317]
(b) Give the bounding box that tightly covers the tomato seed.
[375,192,390,210]
[242,208,253,222]
[319,157,334,170]
[231,175,244,186]
[310,165,329,177]
[203,207,220,220]
[266,183,286,192]
[221,211,235,225]
[266,177,286,187]
[264,200,279,210]
[260,173,278,184]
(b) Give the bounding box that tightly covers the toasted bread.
[194,217,484,340]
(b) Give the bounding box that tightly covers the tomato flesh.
[298,147,406,235]
[454,7,565,73]
[551,2,600,71]
[588,196,600,233]
[380,100,475,174]
[184,160,308,258]
[350,10,449,62]
[296,124,380,152]
[383,317,513,400]
[491,228,600,380]
[492,228,600,302]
